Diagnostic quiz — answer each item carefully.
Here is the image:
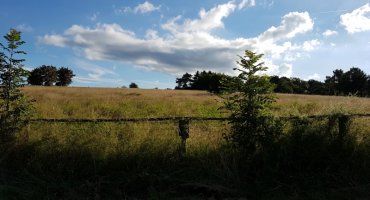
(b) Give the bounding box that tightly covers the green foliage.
[175,70,242,93]
[0,29,32,142]
[28,65,74,86]
[224,50,281,152]
[325,67,369,96]
[56,67,75,86]
[175,72,192,89]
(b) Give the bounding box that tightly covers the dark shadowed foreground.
[1,116,369,199]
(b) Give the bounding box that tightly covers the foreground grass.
[0,87,369,199]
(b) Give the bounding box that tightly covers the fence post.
[338,115,350,140]
[178,119,189,156]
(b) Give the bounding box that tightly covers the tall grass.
[0,87,369,199]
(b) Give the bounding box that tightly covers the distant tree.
[271,76,294,93]
[56,67,75,86]
[175,70,240,93]
[129,82,138,88]
[325,69,344,95]
[342,67,368,96]
[175,72,192,89]
[191,70,224,93]
[28,65,58,86]
[27,67,43,85]
[0,29,33,141]
[291,77,308,94]
[307,79,327,95]
[325,68,368,96]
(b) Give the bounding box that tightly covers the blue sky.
[1,0,370,88]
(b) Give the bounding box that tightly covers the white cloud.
[116,1,160,14]
[238,0,255,10]
[41,1,316,77]
[307,73,320,80]
[322,29,338,37]
[162,1,237,33]
[340,3,370,34]
[302,39,321,51]
[116,7,132,14]
[73,60,123,84]
[39,34,68,47]
[266,63,293,77]
[134,1,161,14]
[16,24,33,32]
[261,0,274,8]
[257,12,314,42]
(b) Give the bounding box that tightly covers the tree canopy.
[28,65,75,86]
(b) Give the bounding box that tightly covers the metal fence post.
[178,119,189,156]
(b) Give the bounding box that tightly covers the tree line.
[175,67,370,97]
[175,70,241,93]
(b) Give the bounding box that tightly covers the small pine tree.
[0,29,33,142]
[224,50,281,152]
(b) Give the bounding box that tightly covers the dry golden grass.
[275,93,370,116]
[21,86,370,151]
[22,86,224,119]
[22,86,370,119]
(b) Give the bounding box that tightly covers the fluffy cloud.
[40,1,317,77]
[73,60,122,84]
[340,3,370,34]
[40,34,68,47]
[238,0,256,10]
[118,1,161,14]
[162,2,237,33]
[134,1,161,14]
[257,12,313,42]
[302,40,321,51]
[322,29,338,37]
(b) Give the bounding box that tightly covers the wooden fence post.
[338,115,350,140]
[178,119,189,156]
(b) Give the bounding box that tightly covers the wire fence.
[29,113,370,155]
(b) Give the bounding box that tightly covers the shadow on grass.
[0,120,369,199]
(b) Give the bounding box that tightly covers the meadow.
[1,86,369,199]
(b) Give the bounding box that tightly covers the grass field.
[22,86,370,118]
[1,86,369,199]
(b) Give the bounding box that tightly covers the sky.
[1,0,370,88]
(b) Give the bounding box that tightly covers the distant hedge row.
[176,67,370,97]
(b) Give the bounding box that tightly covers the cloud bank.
[40,1,318,77]
[340,3,370,34]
